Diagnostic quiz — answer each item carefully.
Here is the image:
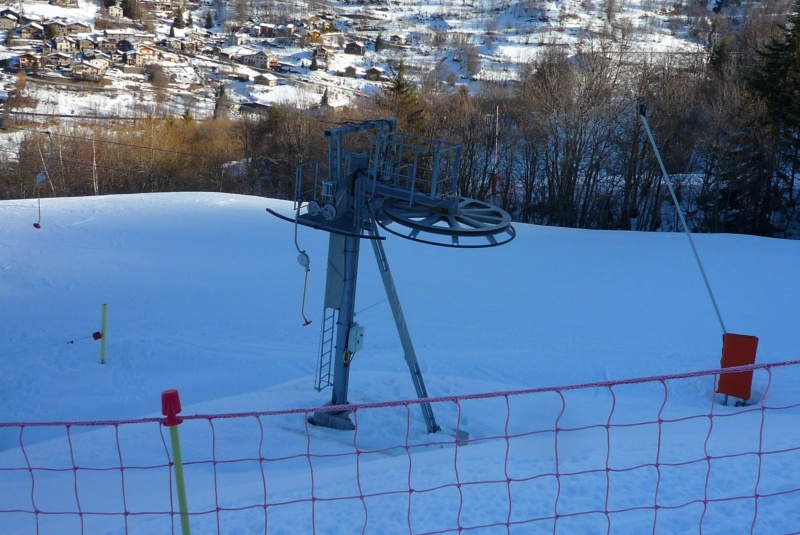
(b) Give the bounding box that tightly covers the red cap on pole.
[161,389,184,426]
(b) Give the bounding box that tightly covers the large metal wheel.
[377,196,515,248]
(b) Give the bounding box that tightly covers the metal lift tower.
[268,119,515,432]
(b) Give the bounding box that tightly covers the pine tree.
[749,0,800,130]
[747,0,800,233]
[310,54,318,71]
[378,60,424,134]
[375,33,384,52]
[173,7,186,29]
[187,12,193,27]
[204,12,213,30]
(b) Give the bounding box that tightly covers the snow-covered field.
[1,193,799,533]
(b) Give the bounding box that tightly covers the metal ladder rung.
[315,308,336,391]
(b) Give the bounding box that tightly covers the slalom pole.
[638,104,727,335]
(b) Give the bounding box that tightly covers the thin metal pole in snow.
[638,105,727,335]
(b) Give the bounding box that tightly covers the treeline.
[3,2,800,237]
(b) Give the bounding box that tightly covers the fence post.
[161,389,191,535]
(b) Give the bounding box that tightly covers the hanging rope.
[33,131,54,230]
[294,203,312,326]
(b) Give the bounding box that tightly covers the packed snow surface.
[1,193,799,534]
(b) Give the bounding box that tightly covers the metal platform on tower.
[267,118,515,433]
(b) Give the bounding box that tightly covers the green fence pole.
[162,389,191,535]
[100,303,108,364]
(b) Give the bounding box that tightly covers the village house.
[256,23,275,37]
[243,49,278,69]
[53,36,78,53]
[108,5,123,18]
[253,73,278,86]
[0,14,16,30]
[18,53,41,71]
[137,0,175,11]
[87,53,112,70]
[180,39,201,53]
[104,29,137,43]
[43,52,73,70]
[96,38,117,52]
[344,41,365,55]
[72,60,105,81]
[51,0,79,6]
[19,22,44,40]
[275,24,295,38]
[365,66,386,81]
[342,65,358,78]
[67,21,92,34]
[0,8,20,21]
[390,34,407,45]
[77,37,96,51]
[44,21,69,37]
[135,45,159,65]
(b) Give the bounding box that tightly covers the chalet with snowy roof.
[365,66,386,81]
[0,8,20,21]
[254,23,275,37]
[18,53,41,71]
[342,65,358,78]
[108,5,123,18]
[67,22,92,34]
[275,24,295,37]
[96,38,116,52]
[87,55,112,70]
[44,21,68,37]
[390,34,407,45]
[20,22,44,39]
[51,0,78,6]
[43,52,72,69]
[72,61,105,81]
[0,14,16,30]
[137,45,159,62]
[344,41,365,55]
[77,37,96,51]
[137,0,176,11]
[253,72,278,86]
[54,36,78,53]
[227,33,249,47]
[243,49,277,70]
[104,29,137,43]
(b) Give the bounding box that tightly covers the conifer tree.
[204,12,213,30]
[173,7,186,29]
[378,60,424,134]
[747,0,800,233]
